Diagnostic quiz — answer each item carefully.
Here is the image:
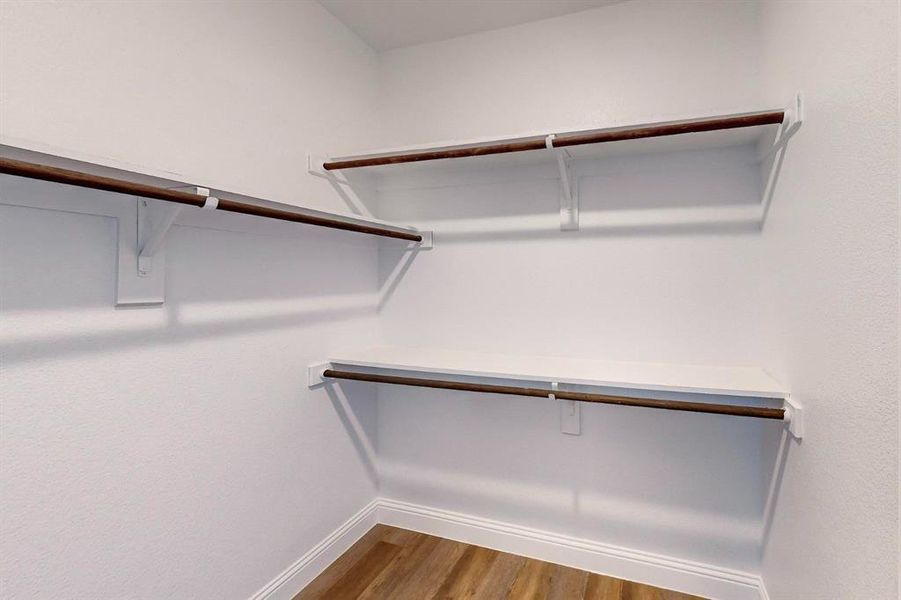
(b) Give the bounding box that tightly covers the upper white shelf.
[327,347,788,400]
[314,106,792,178]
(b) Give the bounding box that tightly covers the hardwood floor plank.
[357,532,442,599]
[508,558,555,599]
[469,551,527,599]
[621,580,706,600]
[380,526,425,547]
[659,589,705,600]
[387,537,469,600]
[317,541,401,600]
[547,564,589,600]
[583,573,624,599]
[432,544,499,599]
[293,525,391,600]
[294,526,707,600]
[621,580,657,600]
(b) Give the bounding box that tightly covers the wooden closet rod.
[0,157,422,242]
[323,111,786,171]
[323,369,786,420]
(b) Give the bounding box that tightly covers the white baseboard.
[248,499,379,600]
[251,497,767,600]
[377,498,764,600]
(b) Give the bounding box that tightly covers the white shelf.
[327,347,788,400]
[312,98,802,233]
[0,142,424,307]
[317,104,796,179]
[0,140,420,239]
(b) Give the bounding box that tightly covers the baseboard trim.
[377,498,764,600]
[251,497,767,600]
[248,499,379,600]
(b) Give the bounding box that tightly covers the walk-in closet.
[1,1,898,599]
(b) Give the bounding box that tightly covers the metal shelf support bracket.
[759,93,804,163]
[307,361,330,388]
[137,186,217,276]
[546,135,579,231]
[551,381,582,435]
[784,396,804,440]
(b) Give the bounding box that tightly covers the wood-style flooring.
[294,525,705,600]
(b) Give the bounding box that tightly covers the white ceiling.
[318,0,623,51]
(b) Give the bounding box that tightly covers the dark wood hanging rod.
[0,157,422,242]
[322,369,786,420]
[322,111,785,171]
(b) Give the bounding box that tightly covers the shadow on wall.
[361,386,796,569]
[1,299,375,365]
[327,381,379,488]
[0,188,424,362]
[376,456,766,559]
[759,425,793,556]
[339,137,793,244]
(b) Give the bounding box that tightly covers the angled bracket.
[137,200,184,277]
[309,152,433,250]
[307,152,374,219]
[783,396,804,440]
[137,187,213,277]
[759,93,804,163]
[758,93,804,223]
[116,198,167,306]
[138,187,219,277]
[545,135,579,231]
[117,186,215,306]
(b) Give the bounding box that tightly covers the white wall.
[757,1,899,598]
[372,0,777,575]
[0,0,379,211]
[377,0,763,143]
[0,2,385,598]
[2,0,898,598]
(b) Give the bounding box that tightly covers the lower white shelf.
[308,347,803,438]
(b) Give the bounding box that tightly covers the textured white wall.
[2,0,898,597]
[757,1,899,598]
[0,2,384,598]
[0,0,379,211]
[373,0,776,574]
[376,0,763,144]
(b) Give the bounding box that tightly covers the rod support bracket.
[552,381,581,435]
[783,396,804,439]
[415,230,433,250]
[545,135,579,231]
[136,186,210,277]
[307,153,330,178]
[758,93,804,163]
[307,361,330,388]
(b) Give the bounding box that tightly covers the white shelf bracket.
[550,381,581,435]
[137,187,216,276]
[307,153,329,177]
[307,361,330,388]
[414,230,433,250]
[759,93,804,163]
[309,152,430,248]
[307,152,374,219]
[137,200,184,278]
[546,135,579,231]
[117,187,215,306]
[783,396,804,440]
